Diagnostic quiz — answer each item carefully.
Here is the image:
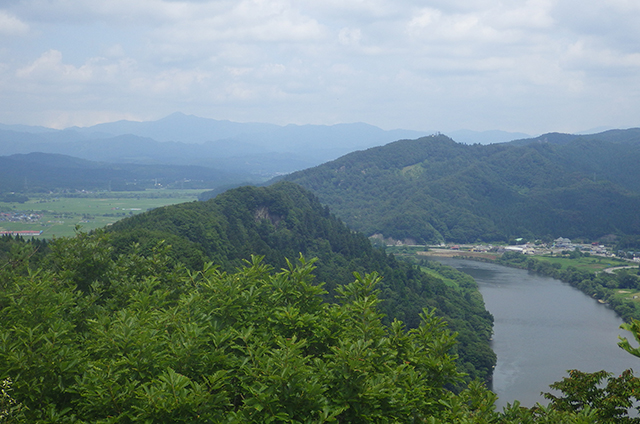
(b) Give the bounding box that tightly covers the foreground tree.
[542,369,640,423]
[526,320,640,423]
[1,230,638,423]
[0,232,501,423]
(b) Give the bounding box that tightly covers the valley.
[4,0,640,417]
[2,118,640,421]
[0,190,201,238]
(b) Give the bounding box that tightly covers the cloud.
[104,44,126,58]
[153,0,326,47]
[1,0,639,132]
[564,41,640,76]
[43,110,143,130]
[338,27,362,46]
[12,0,192,25]
[130,68,209,95]
[552,1,640,55]
[17,50,89,82]
[405,0,555,47]
[16,50,134,86]
[0,10,29,35]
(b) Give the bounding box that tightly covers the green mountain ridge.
[275,131,640,244]
[509,127,640,146]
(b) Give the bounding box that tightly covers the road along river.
[433,257,638,410]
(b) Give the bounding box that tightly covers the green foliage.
[0,193,28,203]
[107,182,497,383]
[4,228,640,423]
[619,319,640,358]
[543,369,640,423]
[0,378,25,422]
[280,134,640,243]
[616,235,640,252]
[0,235,502,422]
[498,401,597,423]
[0,235,49,286]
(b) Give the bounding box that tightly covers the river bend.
[434,257,637,409]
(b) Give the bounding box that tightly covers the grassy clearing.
[0,189,203,239]
[419,266,461,289]
[509,254,640,305]
[611,268,640,303]
[384,245,429,255]
[384,246,464,289]
[533,255,629,272]
[611,289,640,304]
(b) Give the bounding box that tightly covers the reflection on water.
[434,257,637,410]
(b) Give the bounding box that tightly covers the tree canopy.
[107,182,496,382]
[1,231,630,423]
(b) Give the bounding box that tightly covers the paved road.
[603,265,639,274]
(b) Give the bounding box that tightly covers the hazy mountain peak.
[0,123,59,134]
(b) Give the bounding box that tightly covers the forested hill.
[107,181,495,381]
[510,128,640,147]
[275,131,640,244]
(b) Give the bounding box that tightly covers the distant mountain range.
[0,113,429,176]
[5,113,640,246]
[0,113,533,179]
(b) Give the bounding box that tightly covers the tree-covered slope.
[277,131,640,243]
[107,181,495,381]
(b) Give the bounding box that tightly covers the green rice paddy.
[0,189,203,239]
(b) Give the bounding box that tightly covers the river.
[434,257,638,410]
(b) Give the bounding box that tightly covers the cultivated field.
[0,189,203,238]
[531,255,628,272]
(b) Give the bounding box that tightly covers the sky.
[1,0,639,135]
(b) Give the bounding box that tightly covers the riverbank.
[491,252,640,322]
[409,247,640,322]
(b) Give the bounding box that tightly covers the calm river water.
[434,257,638,409]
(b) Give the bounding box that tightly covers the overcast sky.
[1,0,639,134]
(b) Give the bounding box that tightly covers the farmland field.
[531,254,628,272]
[0,189,204,238]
